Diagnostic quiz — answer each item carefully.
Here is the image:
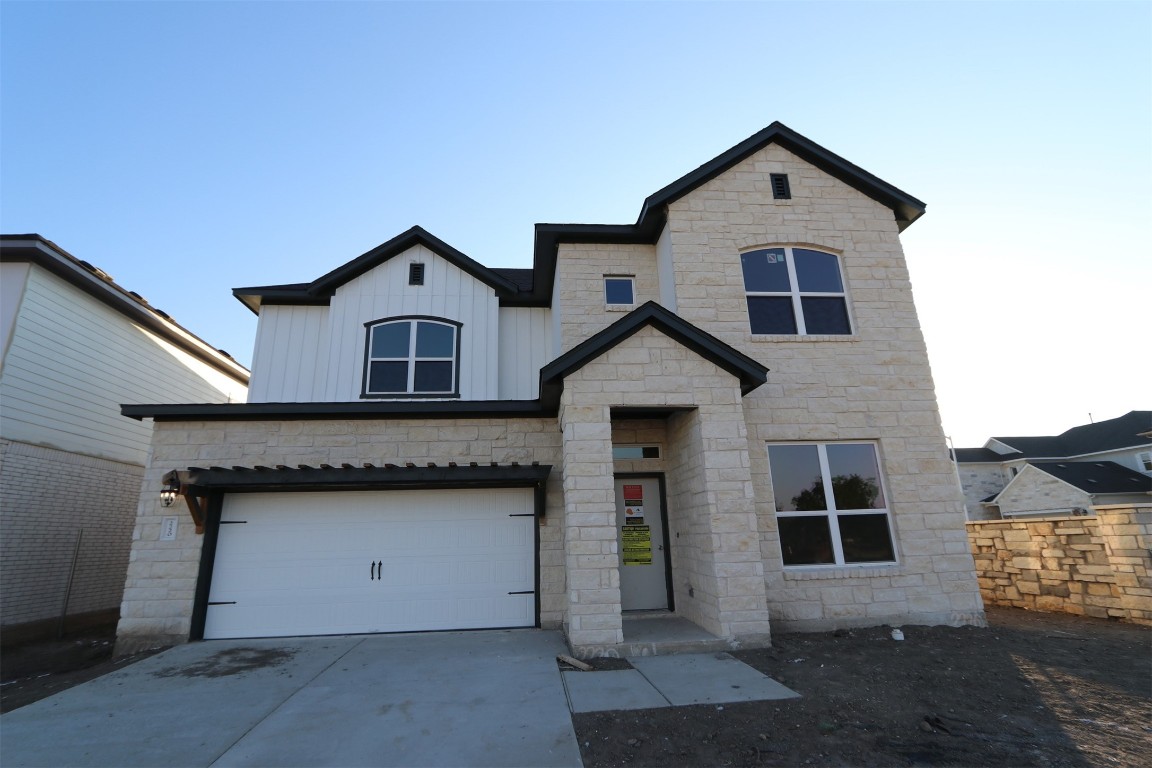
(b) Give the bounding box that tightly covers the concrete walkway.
[0,630,582,768]
[562,652,799,713]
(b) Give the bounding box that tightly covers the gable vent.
[770,173,791,200]
[409,263,425,286]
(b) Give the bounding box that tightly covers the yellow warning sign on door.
[621,524,652,566]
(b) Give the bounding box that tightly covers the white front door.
[615,476,668,611]
[204,489,535,639]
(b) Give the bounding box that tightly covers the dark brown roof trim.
[180,462,552,495]
[1,235,250,384]
[121,399,551,422]
[233,123,925,312]
[234,226,520,315]
[539,302,768,402]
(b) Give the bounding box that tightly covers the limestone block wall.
[966,505,1152,625]
[648,142,983,631]
[1,439,140,636]
[555,243,659,353]
[957,462,1008,519]
[996,465,1093,517]
[118,418,564,652]
[559,326,772,649]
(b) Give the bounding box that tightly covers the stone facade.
[966,505,1152,624]
[117,125,986,655]
[957,462,1009,519]
[995,465,1093,517]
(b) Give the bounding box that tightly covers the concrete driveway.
[0,629,582,768]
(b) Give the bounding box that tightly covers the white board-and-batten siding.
[248,245,503,402]
[0,267,248,466]
[498,307,552,399]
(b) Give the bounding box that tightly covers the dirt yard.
[573,608,1151,767]
[3,608,1149,766]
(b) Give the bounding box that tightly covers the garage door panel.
[204,489,535,639]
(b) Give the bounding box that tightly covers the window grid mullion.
[816,445,845,564]
[782,247,806,334]
[405,322,417,392]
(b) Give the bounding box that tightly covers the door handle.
[370,561,375,580]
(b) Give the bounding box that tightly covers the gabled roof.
[1,234,249,384]
[237,123,924,311]
[539,301,768,407]
[990,411,1152,458]
[517,122,927,307]
[1029,461,1152,495]
[234,226,520,313]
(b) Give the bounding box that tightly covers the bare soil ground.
[3,608,1149,767]
[0,626,165,714]
[573,608,1151,767]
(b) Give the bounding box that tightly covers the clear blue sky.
[3,1,1149,446]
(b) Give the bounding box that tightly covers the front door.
[614,476,669,611]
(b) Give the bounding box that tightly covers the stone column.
[558,398,623,651]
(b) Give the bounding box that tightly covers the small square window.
[604,276,635,305]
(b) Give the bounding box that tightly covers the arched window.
[362,317,461,397]
[741,247,851,335]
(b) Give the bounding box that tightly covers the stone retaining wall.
[966,504,1152,625]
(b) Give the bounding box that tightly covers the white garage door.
[204,489,535,640]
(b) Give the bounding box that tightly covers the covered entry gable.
[539,301,768,410]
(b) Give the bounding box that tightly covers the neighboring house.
[118,122,985,656]
[0,236,249,644]
[953,411,1152,519]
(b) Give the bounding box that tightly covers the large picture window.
[767,442,895,566]
[363,317,460,397]
[741,247,851,335]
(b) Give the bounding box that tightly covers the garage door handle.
[508,590,534,595]
[370,561,381,580]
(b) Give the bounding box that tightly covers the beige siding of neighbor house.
[0,267,246,465]
[659,143,983,631]
[0,265,247,634]
[1,261,31,366]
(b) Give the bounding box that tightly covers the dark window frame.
[767,441,896,568]
[361,315,462,399]
[742,246,852,336]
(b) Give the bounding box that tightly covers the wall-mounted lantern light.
[160,472,181,507]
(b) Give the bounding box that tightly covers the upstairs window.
[741,247,851,335]
[363,317,460,397]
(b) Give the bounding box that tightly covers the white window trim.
[363,318,459,397]
[769,441,896,568]
[744,247,852,335]
[1138,451,1152,472]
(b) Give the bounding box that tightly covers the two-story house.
[0,235,249,644]
[118,123,984,656]
[954,411,1152,520]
